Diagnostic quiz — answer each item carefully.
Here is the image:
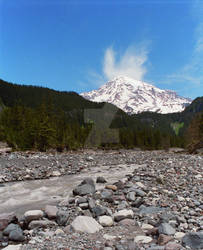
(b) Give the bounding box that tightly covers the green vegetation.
[171,122,184,135]
[0,78,202,151]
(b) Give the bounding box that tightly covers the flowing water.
[0,164,138,216]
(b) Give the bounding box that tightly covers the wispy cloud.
[166,0,203,97]
[103,44,149,81]
[82,43,150,90]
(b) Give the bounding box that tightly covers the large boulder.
[71,216,102,234]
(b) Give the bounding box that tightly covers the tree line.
[0,101,185,151]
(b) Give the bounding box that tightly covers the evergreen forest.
[0,79,202,152]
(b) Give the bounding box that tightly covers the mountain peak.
[107,75,145,88]
[81,76,192,114]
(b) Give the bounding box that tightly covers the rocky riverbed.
[0,149,202,249]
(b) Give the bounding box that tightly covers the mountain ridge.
[81,76,192,114]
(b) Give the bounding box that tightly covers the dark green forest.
[0,79,202,151]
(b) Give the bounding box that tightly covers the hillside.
[0,79,104,111]
[0,78,202,151]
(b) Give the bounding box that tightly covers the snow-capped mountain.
[81,76,192,114]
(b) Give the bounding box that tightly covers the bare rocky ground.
[0,149,202,250]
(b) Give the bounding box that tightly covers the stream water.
[0,164,138,216]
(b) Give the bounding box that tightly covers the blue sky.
[0,0,202,99]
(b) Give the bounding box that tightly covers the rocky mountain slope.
[81,76,192,114]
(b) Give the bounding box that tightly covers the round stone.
[99,216,113,227]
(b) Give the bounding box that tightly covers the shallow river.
[0,164,138,216]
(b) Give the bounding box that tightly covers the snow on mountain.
[80,76,192,114]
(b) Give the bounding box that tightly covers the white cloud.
[83,43,150,90]
[103,44,149,81]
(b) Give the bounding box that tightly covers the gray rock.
[76,197,87,205]
[3,223,21,236]
[132,197,143,207]
[105,207,113,216]
[0,231,4,241]
[56,210,69,226]
[134,188,146,197]
[24,210,44,223]
[28,219,57,229]
[158,223,176,235]
[115,241,139,250]
[92,206,106,217]
[9,227,24,242]
[73,184,95,196]
[45,205,58,219]
[71,216,102,233]
[88,198,96,210]
[113,209,134,222]
[182,231,203,249]
[134,235,153,243]
[126,191,136,201]
[79,202,89,209]
[68,197,75,204]
[80,177,95,187]
[86,156,94,162]
[96,176,107,183]
[117,201,128,210]
[160,212,176,223]
[139,206,164,215]
[98,216,113,227]
[101,190,113,202]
